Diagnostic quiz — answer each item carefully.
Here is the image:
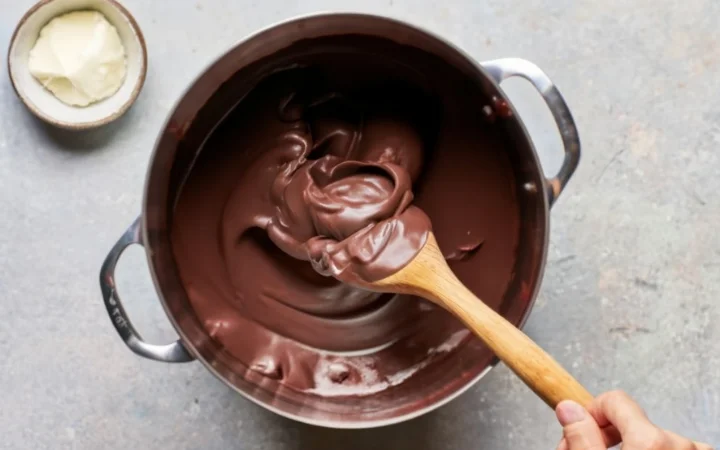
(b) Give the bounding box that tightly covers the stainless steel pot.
[99,13,579,428]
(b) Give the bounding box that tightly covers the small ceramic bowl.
[7,0,147,130]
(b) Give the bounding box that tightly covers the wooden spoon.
[363,233,593,408]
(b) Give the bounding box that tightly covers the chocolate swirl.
[267,151,430,283]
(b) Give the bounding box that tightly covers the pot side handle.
[481,58,580,206]
[99,217,194,363]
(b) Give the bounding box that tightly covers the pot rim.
[139,12,557,429]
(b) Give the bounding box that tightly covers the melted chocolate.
[171,43,520,396]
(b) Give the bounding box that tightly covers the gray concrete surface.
[1,0,719,448]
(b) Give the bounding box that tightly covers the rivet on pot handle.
[99,217,194,363]
[481,58,581,205]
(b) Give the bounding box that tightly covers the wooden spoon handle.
[427,275,593,408]
[371,233,593,408]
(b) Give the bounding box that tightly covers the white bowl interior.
[8,0,145,128]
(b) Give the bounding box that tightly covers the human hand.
[555,391,714,449]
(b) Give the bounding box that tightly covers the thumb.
[556,400,606,450]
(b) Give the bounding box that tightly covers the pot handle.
[99,217,194,363]
[481,58,580,205]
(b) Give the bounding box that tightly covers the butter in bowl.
[7,0,147,130]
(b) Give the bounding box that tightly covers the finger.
[590,390,657,438]
[555,437,568,450]
[556,426,621,450]
[693,442,715,450]
[557,425,620,450]
[661,430,701,450]
[556,400,606,450]
[665,431,715,450]
[598,424,622,447]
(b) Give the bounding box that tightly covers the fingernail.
[556,400,587,426]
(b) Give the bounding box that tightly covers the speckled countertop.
[1,0,719,449]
